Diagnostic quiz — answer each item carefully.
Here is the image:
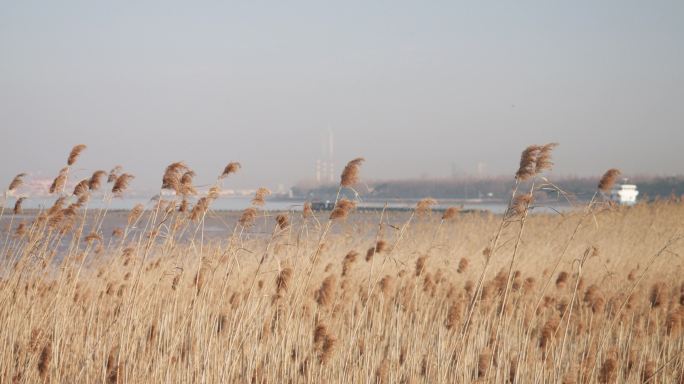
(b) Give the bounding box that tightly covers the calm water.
[4,195,572,215]
[0,196,575,256]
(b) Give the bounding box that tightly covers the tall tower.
[316,129,335,183]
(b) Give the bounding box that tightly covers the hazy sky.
[1,1,683,191]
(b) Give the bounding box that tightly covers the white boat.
[610,184,639,205]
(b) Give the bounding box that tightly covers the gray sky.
[1,1,683,192]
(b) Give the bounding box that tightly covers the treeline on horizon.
[292,175,684,201]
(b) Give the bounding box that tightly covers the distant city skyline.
[2,1,683,191]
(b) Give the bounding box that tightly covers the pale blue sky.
[1,1,683,191]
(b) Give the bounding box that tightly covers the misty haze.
[1,2,683,383]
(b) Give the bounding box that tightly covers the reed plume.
[478,348,491,378]
[535,142,559,173]
[112,174,134,196]
[13,197,26,215]
[509,193,534,217]
[319,335,336,364]
[239,207,258,227]
[340,157,364,187]
[598,168,621,193]
[641,361,656,382]
[252,187,271,206]
[73,179,90,197]
[415,255,427,276]
[365,247,375,262]
[47,196,66,216]
[88,170,107,190]
[15,222,26,236]
[221,162,241,178]
[442,206,459,220]
[329,198,355,220]
[666,308,683,335]
[379,275,394,296]
[106,346,121,384]
[540,314,560,349]
[49,167,69,194]
[74,193,90,208]
[598,357,617,383]
[178,198,189,213]
[37,340,52,380]
[316,275,336,307]
[366,240,387,261]
[416,198,437,217]
[275,214,289,230]
[314,323,329,348]
[85,232,103,244]
[128,204,144,225]
[556,271,569,289]
[376,359,389,384]
[445,300,462,330]
[67,144,86,166]
[375,239,387,253]
[180,171,197,196]
[302,202,313,219]
[107,165,122,183]
[8,173,27,192]
[515,145,541,181]
[649,282,667,308]
[342,250,358,276]
[457,257,469,273]
[275,267,293,294]
[190,197,210,221]
[161,162,188,193]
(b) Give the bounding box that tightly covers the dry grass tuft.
[515,145,541,181]
[2,145,683,383]
[330,198,355,220]
[252,187,271,207]
[415,198,437,217]
[88,170,107,190]
[13,197,26,215]
[442,206,459,220]
[37,340,52,380]
[67,144,87,166]
[221,162,241,178]
[49,167,69,194]
[107,165,122,183]
[112,174,134,196]
[457,257,469,273]
[599,169,621,193]
[239,207,258,227]
[8,173,27,192]
[340,158,364,187]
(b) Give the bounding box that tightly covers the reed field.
[1,144,683,383]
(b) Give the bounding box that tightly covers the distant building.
[316,129,335,183]
[610,184,639,205]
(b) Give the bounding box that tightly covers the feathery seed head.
[67,144,87,166]
[340,157,364,187]
[515,145,542,181]
[88,170,107,191]
[112,174,134,197]
[221,162,241,178]
[598,168,621,193]
[8,173,27,192]
[329,198,355,220]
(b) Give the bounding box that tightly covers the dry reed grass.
[0,145,683,383]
